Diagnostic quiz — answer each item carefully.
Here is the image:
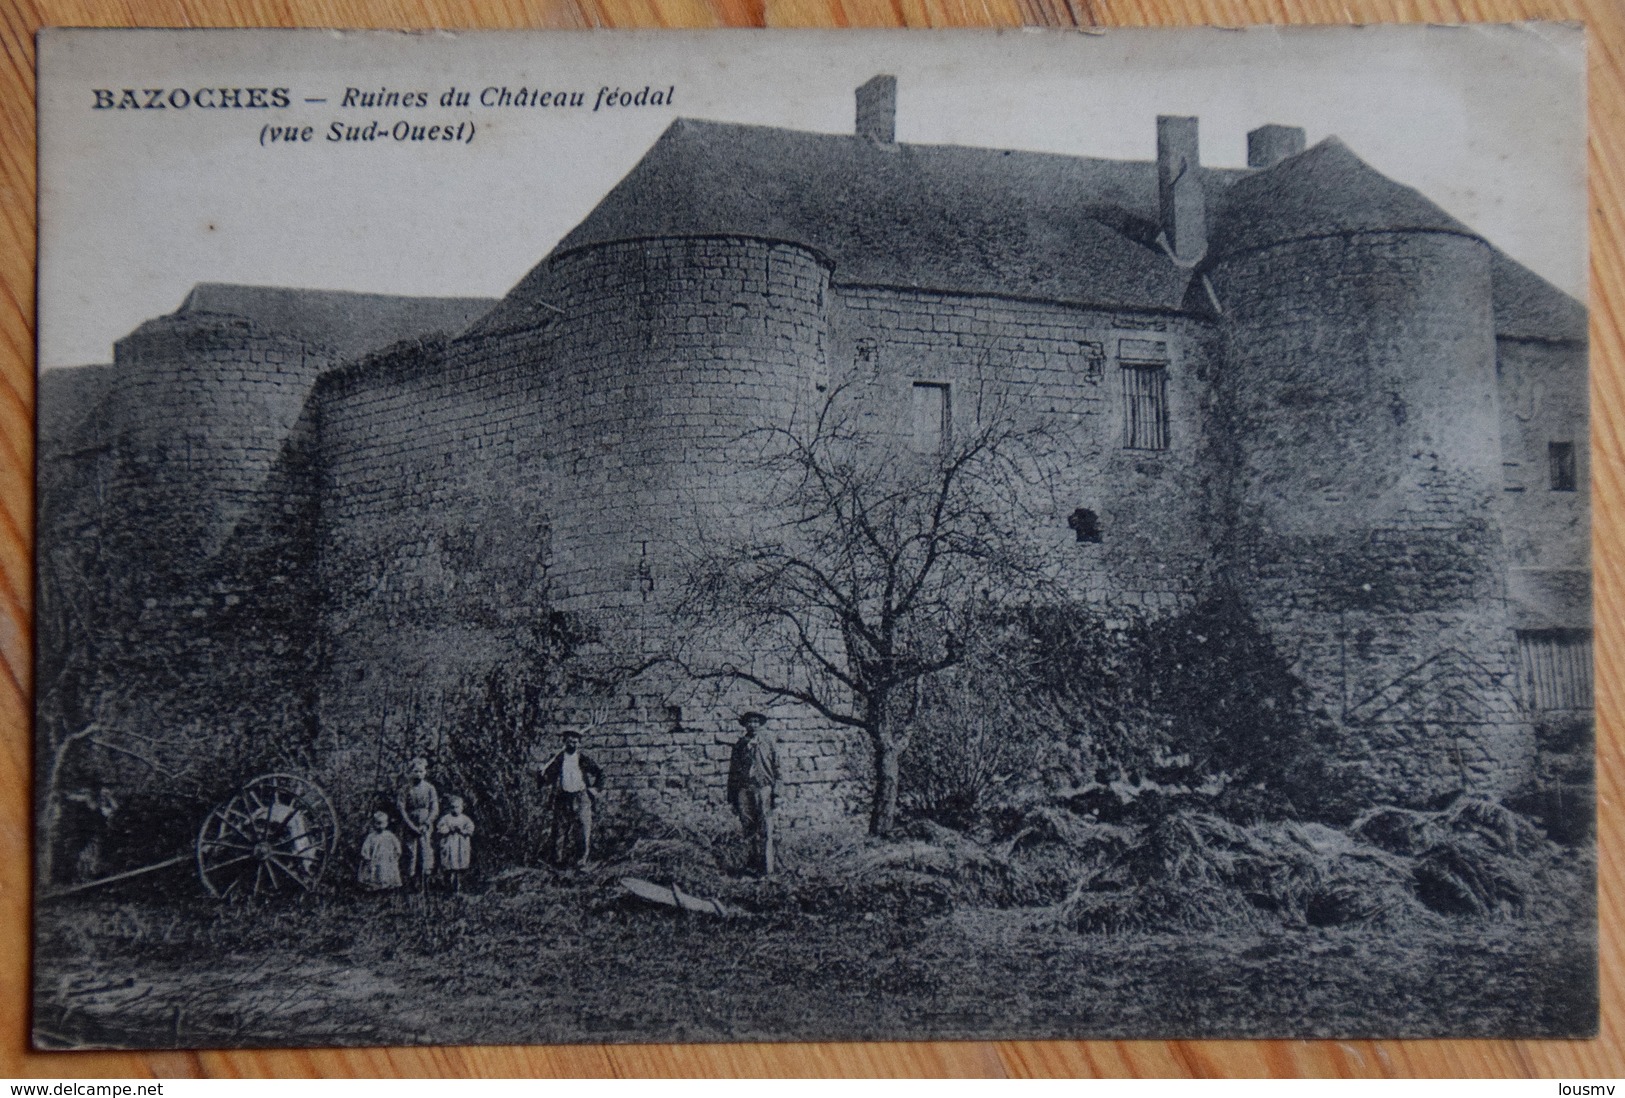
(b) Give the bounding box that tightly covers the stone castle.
[40,76,1590,828]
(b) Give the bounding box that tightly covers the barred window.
[1517,629,1593,711]
[1122,364,1169,450]
[911,382,951,454]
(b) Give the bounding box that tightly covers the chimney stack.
[856,75,897,144]
[1247,124,1306,169]
[1157,115,1206,265]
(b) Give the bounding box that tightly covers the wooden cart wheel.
[195,773,339,899]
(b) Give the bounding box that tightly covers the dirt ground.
[32,862,1597,1049]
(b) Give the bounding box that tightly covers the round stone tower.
[108,303,329,574]
[1206,138,1530,809]
[503,234,862,820]
[529,235,831,616]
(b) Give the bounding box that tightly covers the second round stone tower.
[524,234,831,622]
[496,225,852,820]
[1205,137,1530,809]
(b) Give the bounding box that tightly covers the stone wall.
[532,237,830,613]
[832,285,1220,613]
[305,228,1558,824]
[310,329,555,815]
[1495,336,1591,632]
[31,92,1600,855]
[305,240,1230,830]
[44,223,1575,831]
[309,237,877,829]
[35,316,338,800]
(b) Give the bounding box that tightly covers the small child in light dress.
[436,795,475,893]
[357,810,403,891]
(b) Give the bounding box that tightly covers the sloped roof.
[1209,138,1585,343]
[177,283,497,361]
[481,120,1586,345]
[527,119,1248,312]
[1208,137,1476,258]
[1491,251,1588,343]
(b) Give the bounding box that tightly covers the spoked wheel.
[196,773,339,899]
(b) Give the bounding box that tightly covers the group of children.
[357,757,476,893]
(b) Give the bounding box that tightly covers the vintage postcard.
[34,26,1594,1048]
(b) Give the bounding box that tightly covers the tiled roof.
[462,120,1585,347]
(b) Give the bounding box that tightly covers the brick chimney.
[856,75,897,144]
[1247,124,1306,169]
[1157,115,1206,265]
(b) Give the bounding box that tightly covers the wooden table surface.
[1,0,1621,1078]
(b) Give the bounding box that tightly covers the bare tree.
[677,379,1063,835]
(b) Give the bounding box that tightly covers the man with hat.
[727,710,780,876]
[538,726,604,868]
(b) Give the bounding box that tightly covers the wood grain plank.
[2,0,1619,1078]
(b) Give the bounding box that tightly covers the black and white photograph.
[33,25,1595,1048]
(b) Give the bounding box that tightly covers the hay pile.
[999,804,1137,861]
[990,803,1138,905]
[601,814,1054,918]
[1061,810,1429,933]
[788,819,1026,916]
[1351,798,1577,919]
[584,798,743,907]
[611,836,732,894]
[583,794,1579,933]
[1063,797,1579,934]
[588,805,1025,918]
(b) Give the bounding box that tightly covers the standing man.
[727,711,780,876]
[538,727,603,868]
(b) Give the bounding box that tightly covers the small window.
[1517,629,1593,711]
[1068,508,1102,544]
[1549,442,1577,492]
[1122,364,1169,451]
[911,382,951,454]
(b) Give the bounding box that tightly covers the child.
[436,795,475,893]
[396,756,440,884]
[357,811,403,891]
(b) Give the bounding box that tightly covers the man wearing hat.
[727,710,780,876]
[538,727,604,868]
